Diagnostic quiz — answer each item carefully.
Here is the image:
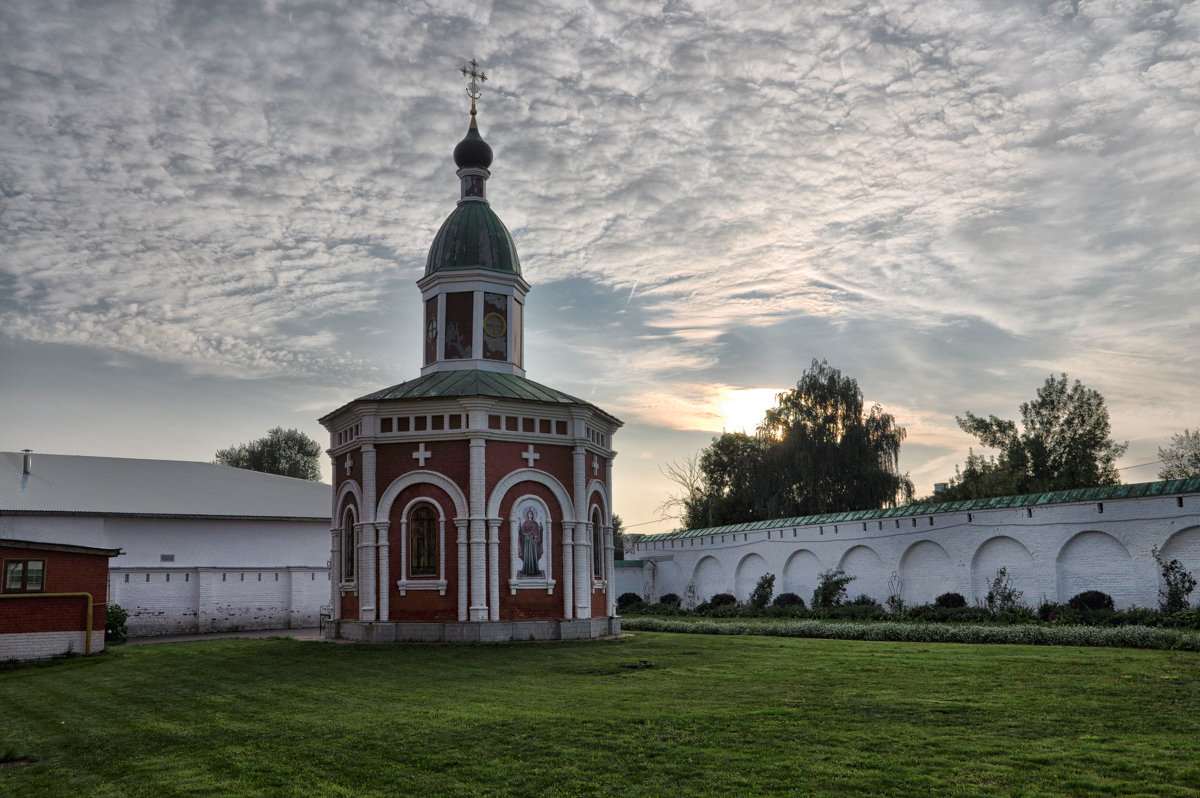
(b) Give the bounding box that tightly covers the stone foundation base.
[328,616,620,643]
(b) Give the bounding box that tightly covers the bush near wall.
[621,617,1200,652]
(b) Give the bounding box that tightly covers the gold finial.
[460,58,487,116]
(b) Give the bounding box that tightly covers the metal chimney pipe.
[21,449,32,476]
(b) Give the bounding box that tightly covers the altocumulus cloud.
[1,0,1198,448]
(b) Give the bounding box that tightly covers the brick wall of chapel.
[386,481,461,622]
[496,481,567,620]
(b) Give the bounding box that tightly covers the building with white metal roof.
[1,450,332,636]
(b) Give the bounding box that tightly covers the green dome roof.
[425,201,521,277]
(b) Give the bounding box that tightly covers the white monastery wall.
[629,493,1200,609]
[109,566,330,636]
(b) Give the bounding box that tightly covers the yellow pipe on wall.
[0,592,97,655]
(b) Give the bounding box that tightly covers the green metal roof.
[614,559,647,568]
[637,478,1200,542]
[425,201,520,276]
[351,369,619,423]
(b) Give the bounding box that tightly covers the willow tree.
[757,360,913,517]
[661,360,913,529]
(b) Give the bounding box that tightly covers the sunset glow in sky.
[2,0,1198,535]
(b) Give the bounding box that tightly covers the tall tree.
[938,374,1127,500]
[215,427,323,481]
[758,360,912,517]
[1159,429,1200,479]
[660,360,913,529]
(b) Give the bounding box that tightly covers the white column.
[573,444,590,619]
[605,457,616,618]
[330,528,341,620]
[604,524,615,617]
[468,436,488,621]
[357,523,376,621]
[362,444,377,523]
[376,522,390,622]
[455,519,469,621]
[487,519,501,621]
[562,521,574,619]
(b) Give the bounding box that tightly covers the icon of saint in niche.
[518,506,544,577]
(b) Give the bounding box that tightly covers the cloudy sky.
[2,0,1198,534]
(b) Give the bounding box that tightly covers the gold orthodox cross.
[460,58,487,114]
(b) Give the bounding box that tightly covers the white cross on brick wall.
[344,454,352,475]
[522,444,540,468]
[412,442,432,467]
[592,456,599,476]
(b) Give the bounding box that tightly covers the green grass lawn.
[2,633,1198,797]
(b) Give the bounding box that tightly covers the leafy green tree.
[661,360,912,529]
[611,514,625,560]
[938,374,1127,500]
[758,360,913,517]
[1158,429,1200,480]
[215,427,323,481]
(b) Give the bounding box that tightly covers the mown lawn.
[1,632,1198,796]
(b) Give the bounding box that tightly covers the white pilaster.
[455,519,469,621]
[356,523,377,621]
[376,521,390,621]
[606,457,616,618]
[468,436,488,621]
[561,522,575,619]
[604,524,615,617]
[572,444,590,619]
[487,519,501,621]
[330,528,341,620]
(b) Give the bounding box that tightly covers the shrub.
[617,592,643,611]
[935,592,967,609]
[1067,590,1115,611]
[985,567,1023,612]
[811,568,855,609]
[659,593,681,607]
[709,593,738,608]
[1153,546,1197,614]
[105,603,128,643]
[748,574,776,610]
[849,594,878,606]
[773,592,804,608]
[1163,610,1200,630]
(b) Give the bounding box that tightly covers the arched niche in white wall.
[899,540,955,605]
[783,550,821,603]
[735,553,769,602]
[839,545,886,601]
[971,536,1035,605]
[655,560,683,601]
[1161,526,1200,572]
[692,555,727,600]
[1056,530,1136,606]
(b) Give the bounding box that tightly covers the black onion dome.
[453,119,493,169]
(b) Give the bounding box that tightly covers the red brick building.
[319,89,622,643]
[1,538,120,661]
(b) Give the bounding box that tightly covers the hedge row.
[621,617,1200,652]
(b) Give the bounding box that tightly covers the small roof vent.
[21,449,33,476]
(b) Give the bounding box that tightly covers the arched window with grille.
[592,507,604,579]
[410,505,438,578]
[341,506,357,583]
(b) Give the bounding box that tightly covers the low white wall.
[0,631,104,661]
[109,567,330,636]
[631,492,1200,609]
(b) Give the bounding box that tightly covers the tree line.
[663,359,1196,531]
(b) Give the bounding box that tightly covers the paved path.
[125,627,327,646]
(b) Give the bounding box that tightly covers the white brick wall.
[109,567,330,636]
[0,631,104,662]
[631,493,1200,609]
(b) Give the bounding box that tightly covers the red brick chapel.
[319,65,622,642]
